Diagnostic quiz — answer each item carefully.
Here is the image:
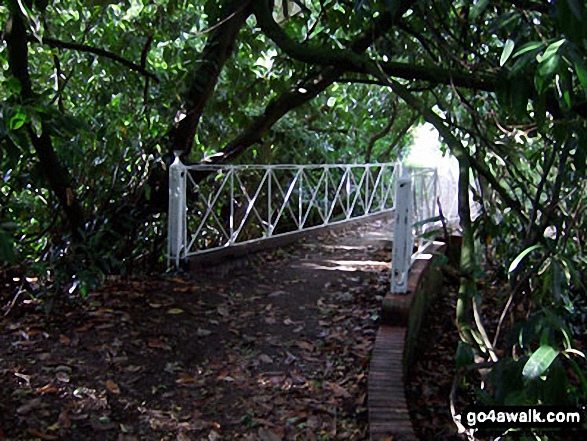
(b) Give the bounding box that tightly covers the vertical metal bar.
[380,166,385,208]
[268,167,273,236]
[433,168,439,219]
[298,168,303,230]
[230,168,234,243]
[346,166,351,218]
[365,166,370,215]
[324,167,329,223]
[168,151,187,268]
[391,172,413,294]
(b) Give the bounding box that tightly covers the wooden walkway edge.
[368,242,447,441]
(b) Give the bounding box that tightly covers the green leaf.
[513,41,543,58]
[539,54,561,77]
[470,0,490,21]
[522,345,559,379]
[489,11,520,33]
[9,113,26,131]
[500,39,515,66]
[541,39,566,61]
[6,77,22,95]
[508,244,541,274]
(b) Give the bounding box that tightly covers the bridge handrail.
[168,157,400,267]
[167,156,443,295]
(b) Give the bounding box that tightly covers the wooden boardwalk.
[369,326,418,440]
[368,242,446,441]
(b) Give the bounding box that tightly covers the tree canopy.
[2,0,587,432]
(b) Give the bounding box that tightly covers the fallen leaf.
[147,339,168,349]
[14,372,31,385]
[57,410,71,429]
[56,372,70,383]
[294,341,315,352]
[106,379,120,394]
[258,354,273,364]
[35,384,59,395]
[196,328,212,337]
[92,307,114,317]
[176,375,196,384]
[208,429,221,440]
[26,429,58,440]
[174,285,197,293]
[328,382,351,398]
[123,365,143,373]
[268,290,286,298]
[284,351,297,364]
[257,428,282,441]
[74,322,95,333]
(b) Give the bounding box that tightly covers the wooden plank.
[369,325,418,441]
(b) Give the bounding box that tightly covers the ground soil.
[405,279,465,441]
[0,218,397,441]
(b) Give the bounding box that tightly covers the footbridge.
[167,153,457,294]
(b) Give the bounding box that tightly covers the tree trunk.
[5,3,85,239]
[455,154,476,344]
[172,0,253,158]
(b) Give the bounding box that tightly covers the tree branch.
[208,0,414,166]
[365,101,397,163]
[171,0,253,157]
[27,35,160,83]
[252,0,498,92]
[377,112,420,162]
[373,79,528,226]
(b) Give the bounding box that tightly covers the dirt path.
[0,217,394,441]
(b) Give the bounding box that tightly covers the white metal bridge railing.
[167,154,441,295]
[168,155,400,267]
[391,165,440,293]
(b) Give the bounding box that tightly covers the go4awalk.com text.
[463,406,584,429]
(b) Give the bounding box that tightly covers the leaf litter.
[0,219,396,440]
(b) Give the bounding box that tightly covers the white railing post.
[167,151,187,268]
[391,170,413,294]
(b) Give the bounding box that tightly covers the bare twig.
[27,35,160,82]
[4,285,24,317]
[195,2,249,36]
[437,197,449,245]
[492,254,548,348]
[472,296,498,362]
